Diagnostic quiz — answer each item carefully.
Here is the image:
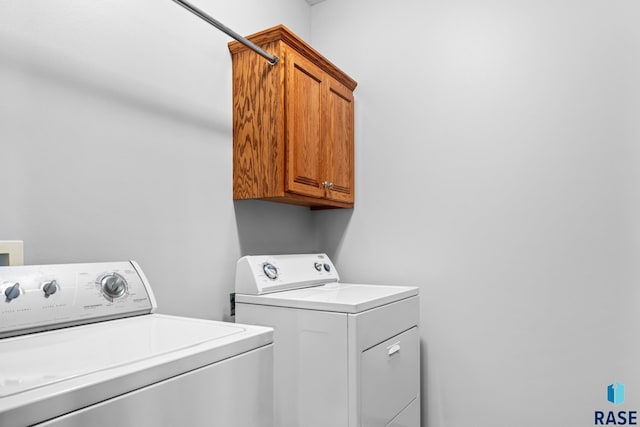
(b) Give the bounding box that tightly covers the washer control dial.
[42,280,58,297]
[323,263,331,272]
[263,263,278,280]
[314,262,323,272]
[100,273,128,299]
[4,282,21,302]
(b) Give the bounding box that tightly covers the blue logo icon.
[608,381,626,406]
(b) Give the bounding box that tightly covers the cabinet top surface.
[228,24,357,91]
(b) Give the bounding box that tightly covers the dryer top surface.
[236,282,418,313]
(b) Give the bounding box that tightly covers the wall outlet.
[0,241,24,266]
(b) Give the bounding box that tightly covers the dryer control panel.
[235,253,339,295]
[0,261,156,338]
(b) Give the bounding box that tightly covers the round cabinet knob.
[263,263,278,280]
[323,263,331,272]
[4,283,21,301]
[101,274,127,299]
[314,262,323,272]
[42,280,58,298]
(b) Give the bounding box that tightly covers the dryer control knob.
[4,283,21,301]
[42,280,58,297]
[101,274,127,299]
[263,263,278,280]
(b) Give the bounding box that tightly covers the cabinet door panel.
[285,51,325,198]
[323,79,354,203]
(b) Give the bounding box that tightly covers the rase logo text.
[595,382,637,425]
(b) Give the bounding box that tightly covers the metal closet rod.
[171,0,280,65]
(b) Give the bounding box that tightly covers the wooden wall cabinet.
[229,25,357,209]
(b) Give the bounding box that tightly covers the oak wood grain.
[285,48,325,199]
[323,76,354,204]
[229,25,357,92]
[232,40,283,199]
[229,25,356,209]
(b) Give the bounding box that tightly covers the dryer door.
[360,327,419,426]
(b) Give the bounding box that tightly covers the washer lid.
[0,314,273,427]
[235,282,419,313]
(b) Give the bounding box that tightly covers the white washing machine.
[234,253,420,427]
[0,261,273,427]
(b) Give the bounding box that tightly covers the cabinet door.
[323,78,354,203]
[285,50,325,199]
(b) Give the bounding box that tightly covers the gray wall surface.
[310,1,640,426]
[0,0,316,321]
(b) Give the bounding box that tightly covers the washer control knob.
[263,263,278,280]
[314,262,323,272]
[4,283,21,301]
[323,263,331,272]
[101,274,127,299]
[42,280,58,297]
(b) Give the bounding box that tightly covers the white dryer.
[0,261,273,427]
[234,253,420,427]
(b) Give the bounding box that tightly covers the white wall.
[311,1,640,426]
[0,0,315,320]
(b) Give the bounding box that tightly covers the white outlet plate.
[0,240,24,266]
